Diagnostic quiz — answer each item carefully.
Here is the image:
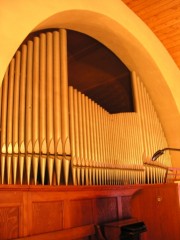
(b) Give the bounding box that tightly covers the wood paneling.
[69,199,93,227]
[131,183,180,240]
[0,207,19,239]
[32,201,63,235]
[122,0,180,68]
[0,184,179,239]
[17,225,96,240]
[94,197,118,224]
[0,185,141,239]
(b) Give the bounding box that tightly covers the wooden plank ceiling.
[122,0,180,69]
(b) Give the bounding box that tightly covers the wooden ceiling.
[122,0,180,69]
[68,0,180,113]
[67,30,134,114]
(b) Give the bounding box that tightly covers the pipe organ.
[0,29,171,186]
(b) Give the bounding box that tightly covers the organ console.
[0,28,172,187]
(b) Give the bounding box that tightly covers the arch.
[0,0,180,164]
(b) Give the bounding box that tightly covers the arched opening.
[1,2,180,165]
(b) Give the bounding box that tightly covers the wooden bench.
[100,218,140,240]
[15,224,97,240]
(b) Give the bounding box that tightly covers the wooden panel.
[32,201,63,235]
[0,189,24,239]
[94,197,118,224]
[132,186,161,240]
[16,224,96,240]
[69,199,93,227]
[0,206,19,239]
[121,196,133,219]
[0,184,178,240]
[156,185,180,240]
[0,185,141,239]
[131,183,180,240]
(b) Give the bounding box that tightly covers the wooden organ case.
[0,29,178,240]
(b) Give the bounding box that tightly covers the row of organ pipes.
[0,29,172,186]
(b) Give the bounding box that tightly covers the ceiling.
[67,30,134,114]
[122,0,180,69]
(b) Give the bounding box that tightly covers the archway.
[1,0,180,164]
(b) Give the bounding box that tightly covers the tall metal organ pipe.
[0,30,171,186]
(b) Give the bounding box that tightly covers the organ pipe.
[7,58,15,184]
[32,37,40,185]
[0,29,171,186]
[69,86,76,185]
[73,88,80,185]
[39,33,47,185]
[53,31,63,185]
[13,50,21,184]
[78,91,84,184]
[19,44,27,184]
[60,29,71,185]
[47,32,54,185]
[85,96,92,185]
[1,70,8,184]
[26,41,33,185]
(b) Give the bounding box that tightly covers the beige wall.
[1,0,180,166]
